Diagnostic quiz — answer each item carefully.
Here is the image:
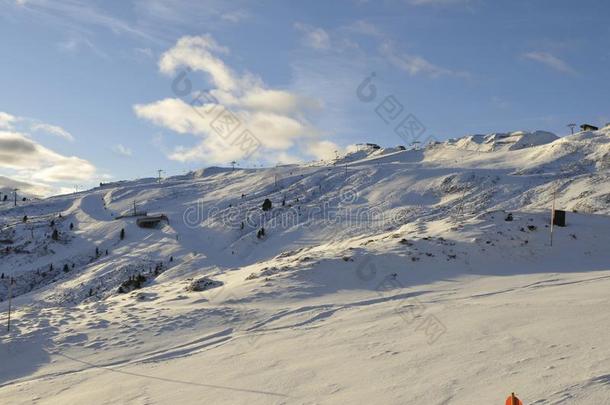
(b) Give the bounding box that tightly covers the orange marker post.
[505,392,523,405]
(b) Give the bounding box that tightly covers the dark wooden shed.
[580,124,599,132]
[136,214,169,229]
[553,210,566,227]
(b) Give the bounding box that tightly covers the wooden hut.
[580,124,599,132]
[136,214,169,229]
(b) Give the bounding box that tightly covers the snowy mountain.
[450,130,559,152]
[1,128,610,404]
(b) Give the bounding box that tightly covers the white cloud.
[239,88,322,114]
[523,51,576,75]
[131,0,252,34]
[294,22,331,50]
[342,20,383,37]
[274,152,304,165]
[158,35,236,91]
[57,36,108,59]
[32,156,95,182]
[244,111,309,150]
[294,22,369,54]
[10,0,256,50]
[0,175,53,197]
[0,112,17,129]
[113,144,133,157]
[0,130,96,184]
[135,34,326,165]
[134,98,313,163]
[14,0,154,41]
[168,137,252,164]
[135,98,207,135]
[31,123,74,141]
[134,47,154,58]
[0,110,76,141]
[379,41,465,78]
[306,140,343,161]
[221,9,249,23]
[134,98,309,150]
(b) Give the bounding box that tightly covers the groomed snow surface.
[1,129,610,404]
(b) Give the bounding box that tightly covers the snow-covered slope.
[1,128,610,404]
[451,130,559,152]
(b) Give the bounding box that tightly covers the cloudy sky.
[1,0,610,196]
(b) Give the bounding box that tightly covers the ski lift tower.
[567,123,576,135]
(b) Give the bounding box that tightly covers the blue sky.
[1,0,609,196]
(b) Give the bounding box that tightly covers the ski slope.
[1,129,610,404]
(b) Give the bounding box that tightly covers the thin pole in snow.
[550,188,556,246]
[7,277,14,332]
[13,188,18,207]
[157,170,164,183]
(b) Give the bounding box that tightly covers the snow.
[1,128,610,404]
[454,130,559,152]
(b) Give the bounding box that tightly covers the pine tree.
[262,198,272,211]
[70,222,74,230]
[120,228,125,240]
[23,215,28,222]
[63,264,69,272]
[95,247,99,257]
[51,229,59,241]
